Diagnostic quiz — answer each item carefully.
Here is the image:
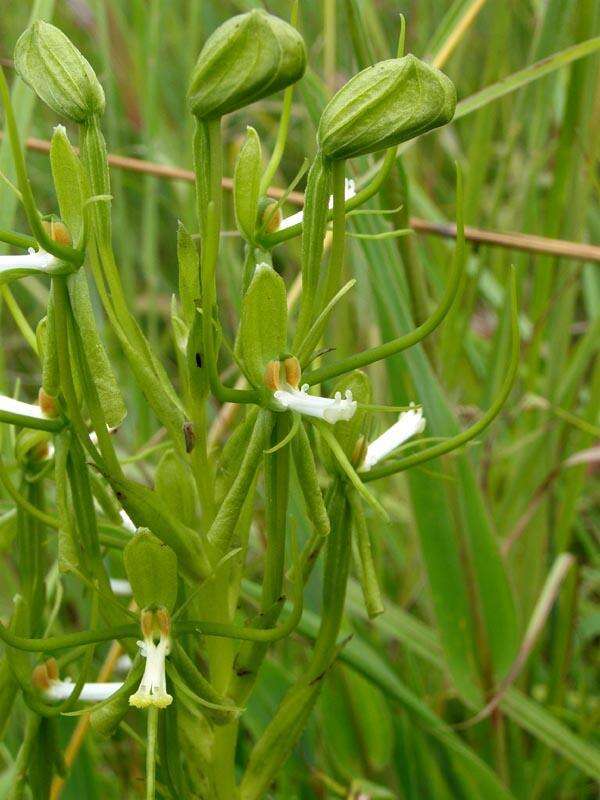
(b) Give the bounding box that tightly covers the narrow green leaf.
[68,270,127,429]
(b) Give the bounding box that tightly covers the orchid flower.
[129,609,173,709]
[33,658,122,703]
[362,405,426,471]
[267,357,357,424]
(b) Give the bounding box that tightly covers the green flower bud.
[188,10,306,119]
[318,54,456,160]
[14,21,105,123]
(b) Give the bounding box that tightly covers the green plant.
[0,3,598,799]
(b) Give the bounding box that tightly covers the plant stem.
[146,708,158,800]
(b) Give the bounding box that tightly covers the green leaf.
[453,36,600,122]
[123,529,178,612]
[37,286,60,398]
[234,126,262,243]
[177,221,200,327]
[155,449,198,529]
[237,263,287,387]
[49,124,85,246]
[320,664,393,778]
[54,430,79,573]
[67,270,127,429]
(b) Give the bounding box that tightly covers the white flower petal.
[363,406,426,470]
[129,633,172,709]
[273,384,356,424]
[278,178,356,231]
[0,248,58,271]
[44,680,123,703]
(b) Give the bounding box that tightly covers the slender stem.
[259,0,298,195]
[0,285,38,353]
[259,147,397,250]
[67,301,124,479]
[0,228,36,249]
[303,165,465,385]
[0,453,59,528]
[146,708,159,800]
[52,277,106,468]
[324,0,337,91]
[199,119,259,404]
[322,159,348,305]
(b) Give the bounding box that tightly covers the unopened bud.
[318,54,456,160]
[14,21,105,123]
[188,10,306,120]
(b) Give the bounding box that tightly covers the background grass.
[0,1,599,797]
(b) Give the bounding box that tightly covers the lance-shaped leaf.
[68,270,127,429]
[177,221,200,327]
[123,530,178,613]
[237,263,287,388]
[49,124,85,247]
[234,126,262,243]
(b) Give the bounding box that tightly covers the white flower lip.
[273,383,357,424]
[362,406,426,470]
[0,247,58,271]
[44,679,123,703]
[129,633,173,709]
[278,178,356,230]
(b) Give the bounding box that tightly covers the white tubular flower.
[109,577,133,596]
[274,383,356,423]
[119,509,136,533]
[129,609,173,710]
[45,680,123,703]
[278,178,356,230]
[32,658,123,703]
[267,357,357,424]
[362,406,426,471]
[0,247,57,271]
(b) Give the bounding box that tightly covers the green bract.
[123,529,178,612]
[14,21,105,123]
[318,54,456,159]
[234,127,262,243]
[188,9,306,119]
[237,263,287,388]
